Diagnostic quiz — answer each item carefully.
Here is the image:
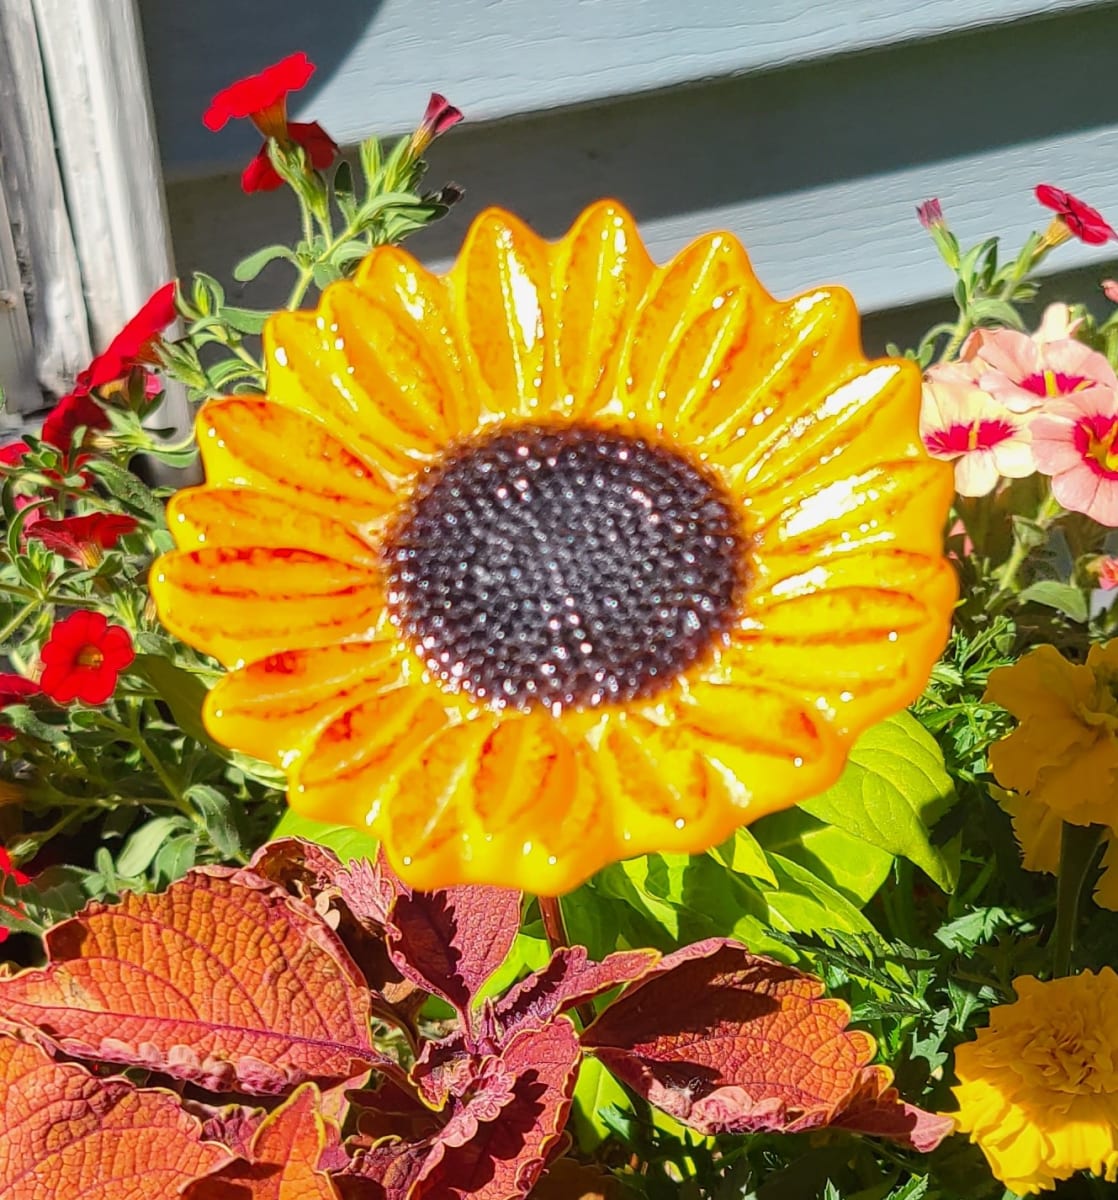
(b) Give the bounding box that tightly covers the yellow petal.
[195,397,395,526]
[550,200,654,420]
[204,642,404,767]
[167,487,379,567]
[446,207,558,421]
[150,546,388,667]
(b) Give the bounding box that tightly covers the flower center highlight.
[1019,369,1090,398]
[385,424,746,712]
[1075,414,1118,478]
[924,418,1015,456]
[76,646,104,669]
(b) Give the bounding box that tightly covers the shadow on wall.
[138,0,383,177]
[160,3,1118,325]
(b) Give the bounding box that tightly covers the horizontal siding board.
[140,0,1112,180]
[163,6,1118,318]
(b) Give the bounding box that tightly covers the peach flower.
[1031,388,1118,526]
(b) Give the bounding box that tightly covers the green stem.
[285,210,369,310]
[0,601,38,645]
[937,315,973,364]
[993,490,1063,596]
[1050,822,1106,977]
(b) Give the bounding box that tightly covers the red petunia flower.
[38,610,135,705]
[79,282,177,391]
[202,53,338,194]
[0,674,40,742]
[0,441,30,467]
[203,52,315,137]
[408,92,463,158]
[0,847,31,888]
[1035,184,1117,246]
[40,391,109,455]
[26,513,139,565]
[240,120,338,192]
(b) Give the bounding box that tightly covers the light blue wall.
[140,0,1118,336]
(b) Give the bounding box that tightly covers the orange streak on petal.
[150,546,387,667]
[204,642,404,768]
[196,397,396,524]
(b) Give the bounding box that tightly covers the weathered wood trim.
[0,0,92,403]
[0,175,39,415]
[30,0,190,439]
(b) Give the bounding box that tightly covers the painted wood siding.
[143,0,1118,328]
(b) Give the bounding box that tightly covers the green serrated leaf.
[115,815,189,876]
[232,244,296,283]
[801,712,957,890]
[271,806,380,864]
[1017,580,1089,622]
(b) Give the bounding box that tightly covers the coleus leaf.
[0,866,385,1093]
[0,1034,231,1196]
[387,879,523,1019]
[183,1082,344,1199]
[581,938,951,1150]
[342,1020,581,1200]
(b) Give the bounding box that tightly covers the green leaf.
[86,458,165,521]
[800,712,957,890]
[232,244,296,282]
[570,1057,633,1150]
[1017,580,1089,622]
[219,306,270,335]
[131,655,214,748]
[186,783,242,859]
[153,832,199,886]
[115,816,190,876]
[708,825,777,886]
[760,853,877,935]
[271,807,380,864]
[968,298,1025,330]
[752,807,893,905]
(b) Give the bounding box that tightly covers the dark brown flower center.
[385,424,745,712]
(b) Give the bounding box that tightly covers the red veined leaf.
[0,866,385,1093]
[582,937,948,1148]
[0,1034,231,1197]
[387,881,523,1018]
[183,1082,344,1199]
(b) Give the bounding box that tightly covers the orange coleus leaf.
[0,1034,231,1197]
[581,938,951,1150]
[0,867,384,1093]
[183,1083,343,1199]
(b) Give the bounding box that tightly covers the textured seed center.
[386,424,745,712]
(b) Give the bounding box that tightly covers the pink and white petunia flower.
[955,305,1116,413]
[920,377,1035,497]
[1031,388,1118,526]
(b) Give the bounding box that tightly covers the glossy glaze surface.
[151,200,956,893]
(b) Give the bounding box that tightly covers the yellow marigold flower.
[952,970,1118,1193]
[985,641,1118,908]
[150,201,955,893]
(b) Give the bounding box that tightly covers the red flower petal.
[419,93,463,140]
[1035,183,1117,245]
[38,610,133,706]
[203,52,315,131]
[41,391,109,453]
[239,122,339,194]
[0,847,32,887]
[27,513,139,563]
[80,283,177,391]
[0,673,39,742]
[0,441,30,467]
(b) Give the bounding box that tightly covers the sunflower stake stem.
[1051,822,1105,977]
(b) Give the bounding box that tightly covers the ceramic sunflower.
[152,201,956,893]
